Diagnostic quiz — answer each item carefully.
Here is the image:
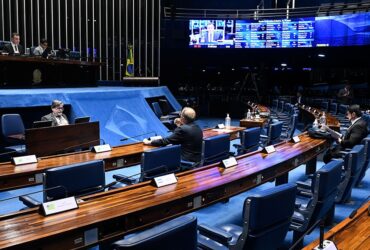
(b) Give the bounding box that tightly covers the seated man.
[41,100,69,127]
[143,107,203,163]
[33,38,49,57]
[3,33,24,55]
[323,104,368,163]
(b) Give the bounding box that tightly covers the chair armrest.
[198,224,233,246]
[296,180,312,190]
[181,160,200,170]
[232,144,243,149]
[295,203,302,209]
[113,174,136,185]
[260,135,268,139]
[19,195,41,208]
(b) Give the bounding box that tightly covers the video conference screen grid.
[188,12,370,48]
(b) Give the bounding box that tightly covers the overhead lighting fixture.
[202,69,206,72]
[281,63,287,67]
[318,54,326,58]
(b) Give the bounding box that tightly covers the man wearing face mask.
[323,104,368,163]
[41,100,69,126]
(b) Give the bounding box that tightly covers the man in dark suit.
[144,107,203,163]
[41,100,69,127]
[323,104,368,163]
[337,82,353,104]
[3,33,24,55]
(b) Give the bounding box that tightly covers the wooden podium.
[25,121,100,157]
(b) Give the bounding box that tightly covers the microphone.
[349,194,370,219]
[289,219,322,250]
[0,185,68,203]
[105,164,177,187]
[59,138,101,152]
[120,131,157,141]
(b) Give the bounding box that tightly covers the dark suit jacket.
[41,113,69,127]
[340,118,368,149]
[150,122,203,162]
[3,43,24,55]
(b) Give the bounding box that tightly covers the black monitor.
[33,120,52,128]
[74,116,90,124]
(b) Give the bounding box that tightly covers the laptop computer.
[33,120,52,128]
[74,116,90,124]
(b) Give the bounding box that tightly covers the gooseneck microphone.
[120,131,157,141]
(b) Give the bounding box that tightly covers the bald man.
[144,107,203,163]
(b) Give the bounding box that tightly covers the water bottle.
[313,119,319,130]
[225,113,231,129]
[246,109,251,119]
[320,112,327,126]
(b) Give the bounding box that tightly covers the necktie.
[15,45,18,53]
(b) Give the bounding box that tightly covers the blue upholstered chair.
[202,134,231,166]
[113,145,181,185]
[329,102,338,115]
[233,127,261,155]
[1,114,26,154]
[281,114,298,140]
[198,183,297,250]
[260,121,283,146]
[291,160,343,248]
[158,98,181,117]
[151,101,178,121]
[19,160,106,208]
[321,101,329,112]
[356,135,370,187]
[335,144,365,203]
[112,215,197,250]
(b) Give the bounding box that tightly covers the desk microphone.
[0,185,68,203]
[349,194,370,219]
[59,138,101,152]
[120,131,157,141]
[104,164,177,188]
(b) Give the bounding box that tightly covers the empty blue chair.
[198,183,297,250]
[260,121,283,146]
[321,101,329,112]
[112,215,197,250]
[281,114,298,140]
[20,160,106,207]
[290,160,342,249]
[329,102,338,115]
[202,134,231,166]
[1,114,26,154]
[113,145,181,185]
[335,144,365,203]
[356,135,370,186]
[233,127,261,155]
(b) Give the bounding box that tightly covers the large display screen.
[188,12,370,48]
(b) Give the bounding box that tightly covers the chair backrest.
[338,104,348,115]
[1,114,25,140]
[44,160,105,201]
[357,136,370,185]
[268,121,283,145]
[111,215,197,250]
[239,183,297,250]
[272,99,278,111]
[321,101,329,111]
[308,159,342,223]
[329,103,338,114]
[151,102,163,118]
[241,127,261,153]
[141,145,181,181]
[202,134,230,166]
[286,114,298,139]
[362,113,370,132]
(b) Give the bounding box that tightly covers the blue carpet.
[0,117,368,249]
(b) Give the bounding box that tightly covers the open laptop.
[74,116,90,124]
[33,120,52,128]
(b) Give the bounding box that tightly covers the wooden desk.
[203,126,245,140]
[0,142,155,191]
[0,55,100,87]
[303,201,370,250]
[0,133,330,249]
[239,117,268,128]
[26,122,100,157]
[299,105,341,132]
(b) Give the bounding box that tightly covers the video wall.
[189,12,370,48]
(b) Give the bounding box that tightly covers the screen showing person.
[41,100,69,127]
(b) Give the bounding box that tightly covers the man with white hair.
[144,107,203,163]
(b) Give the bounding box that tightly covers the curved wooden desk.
[299,104,341,132]
[0,133,330,249]
[303,201,370,250]
[203,126,245,140]
[239,103,270,128]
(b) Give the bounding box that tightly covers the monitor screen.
[188,12,370,48]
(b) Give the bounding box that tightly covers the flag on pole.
[125,44,134,77]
